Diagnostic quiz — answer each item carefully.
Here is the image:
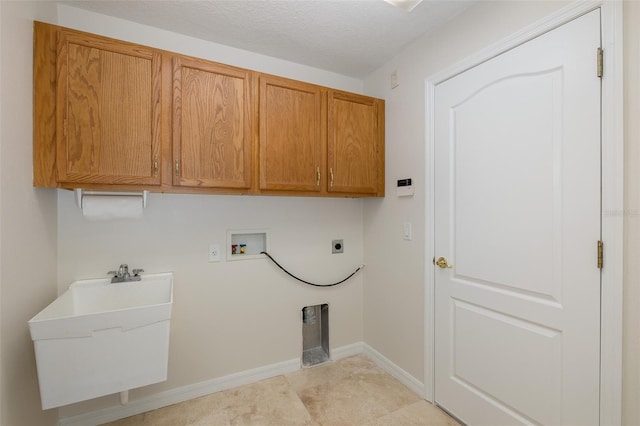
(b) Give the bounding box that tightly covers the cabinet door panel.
[56,31,161,185]
[259,76,322,192]
[173,57,253,189]
[328,92,381,195]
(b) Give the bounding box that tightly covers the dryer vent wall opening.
[302,304,329,367]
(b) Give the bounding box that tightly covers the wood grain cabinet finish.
[259,75,324,192]
[33,22,384,197]
[258,79,385,196]
[328,91,384,196]
[172,56,254,189]
[56,29,162,186]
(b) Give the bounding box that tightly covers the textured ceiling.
[59,0,476,78]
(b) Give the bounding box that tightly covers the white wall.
[58,193,365,417]
[4,1,637,424]
[0,2,59,425]
[362,0,570,389]
[54,6,366,419]
[364,1,639,423]
[57,4,362,93]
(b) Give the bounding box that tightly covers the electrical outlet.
[209,243,221,262]
[332,239,344,254]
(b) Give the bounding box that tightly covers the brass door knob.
[435,257,453,269]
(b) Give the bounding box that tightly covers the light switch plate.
[403,223,412,241]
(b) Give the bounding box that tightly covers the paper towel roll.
[82,195,144,221]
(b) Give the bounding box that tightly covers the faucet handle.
[132,268,144,276]
[107,270,118,276]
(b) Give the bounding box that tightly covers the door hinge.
[597,47,603,78]
[597,240,604,269]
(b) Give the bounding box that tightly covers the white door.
[434,10,601,426]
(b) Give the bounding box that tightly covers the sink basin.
[28,273,173,409]
[29,273,173,339]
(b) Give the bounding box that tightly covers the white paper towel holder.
[74,189,149,209]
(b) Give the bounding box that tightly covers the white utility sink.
[28,273,173,409]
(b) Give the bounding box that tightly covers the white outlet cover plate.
[209,243,221,262]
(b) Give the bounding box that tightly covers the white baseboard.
[58,341,423,426]
[361,344,426,398]
[330,341,364,360]
[57,356,301,426]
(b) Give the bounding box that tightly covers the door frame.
[423,2,623,424]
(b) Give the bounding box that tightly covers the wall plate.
[208,243,221,262]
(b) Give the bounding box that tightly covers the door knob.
[435,257,453,269]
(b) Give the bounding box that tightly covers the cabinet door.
[173,57,253,189]
[259,75,323,192]
[328,91,384,195]
[56,31,161,185]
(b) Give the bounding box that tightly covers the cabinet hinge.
[597,47,603,78]
[597,240,604,269]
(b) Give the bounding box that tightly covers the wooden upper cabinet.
[34,22,384,197]
[259,75,324,192]
[56,30,162,185]
[172,56,254,189]
[327,91,384,196]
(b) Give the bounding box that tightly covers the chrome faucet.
[107,264,144,283]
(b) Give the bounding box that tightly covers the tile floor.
[104,354,460,426]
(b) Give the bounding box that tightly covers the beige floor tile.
[104,376,313,426]
[102,355,459,426]
[285,359,351,393]
[333,353,380,374]
[215,376,315,425]
[296,358,421,425]
[105,392,230,426]
[370,400,461,426]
